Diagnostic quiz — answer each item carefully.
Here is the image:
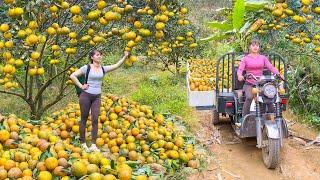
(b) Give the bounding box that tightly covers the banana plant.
[201,0,272,51]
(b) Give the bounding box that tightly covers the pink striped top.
[237,54,279,85]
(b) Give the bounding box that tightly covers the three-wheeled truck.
[212,52,289,169]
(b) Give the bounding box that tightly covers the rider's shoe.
[89,144,100,152]
[235,118,244,127]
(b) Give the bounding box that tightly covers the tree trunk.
[174,55,180,75]
[30,112,42,121]
[29,103,37,120]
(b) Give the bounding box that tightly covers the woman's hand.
[238,75,245,81]
[81,84,89,90]
[276,74,285,80]
[104,51,130,72]
[124,51,130,58]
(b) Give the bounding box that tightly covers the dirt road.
[189,110,320,180]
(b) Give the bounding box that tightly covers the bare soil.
[189,110,320,180]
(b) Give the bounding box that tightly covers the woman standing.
[237,39,284,125]
[70,50,129,152]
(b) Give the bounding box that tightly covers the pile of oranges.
[0,94,200,179]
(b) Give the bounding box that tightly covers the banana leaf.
[245,0,272,11]
[233,0,246,31]
[207,20,233,31]
[200,30,235,42]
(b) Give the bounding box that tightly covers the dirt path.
[189,110,320,180]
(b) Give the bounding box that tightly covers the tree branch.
[39,34,49,67]
[28,76,34,102]
[34,47,96,103]
[24,64,29,99]
[0,90,26,100]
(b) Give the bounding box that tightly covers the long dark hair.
[89,50,102,64]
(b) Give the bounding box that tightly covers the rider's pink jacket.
[237,54,279,85]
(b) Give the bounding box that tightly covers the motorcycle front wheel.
[262,126,280,169]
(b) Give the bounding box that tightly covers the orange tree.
[0,0,199,120]
[248,0,320,126]
[123,0,201,74]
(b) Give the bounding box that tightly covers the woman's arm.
[264,56,280,75]
[70,69,88,89]
[237,57,246,81]
[104,51,130,72]
[264,56,284,79]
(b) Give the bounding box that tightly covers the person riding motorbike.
[236,39,284,127]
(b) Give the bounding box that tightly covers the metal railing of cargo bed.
[215,52,288,98]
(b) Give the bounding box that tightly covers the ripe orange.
[97,1,107,10]
[5,41,13,48]
[125,31,137,40]
[7,167,22,179]
[57,150,68,159]
[111,146,119,154]
[37,68,45,75]
[27,34,39,45]
[117,165,132,180]
[37,171,52,180]
[131,128,139,136]
[155,22,165,30]
[128,151,138,161]
[104,174,116,180]
[175,139,184,148]
[180,7,188,14]
[22,169,32,176]
[71,161,87,177]
[0,130,10,142]
[135,175,148,180]
[4,160,16,171]
[0,24,9,32]
[96,138,104,147]
[53,166,66,177]
[88,153,101,165]
[45,157,58,171]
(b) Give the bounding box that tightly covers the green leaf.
[233,0,246,30]
[207,21,233,31]
[111,160,115,169]
[215,7,232,13]
[245,0,272,11]
[39,151,49,161]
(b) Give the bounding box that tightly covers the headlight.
[263,84,277,98]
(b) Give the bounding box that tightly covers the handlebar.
[243,73,287,89]
[244,73,286,82]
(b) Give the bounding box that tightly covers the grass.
[0,95,29,118]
